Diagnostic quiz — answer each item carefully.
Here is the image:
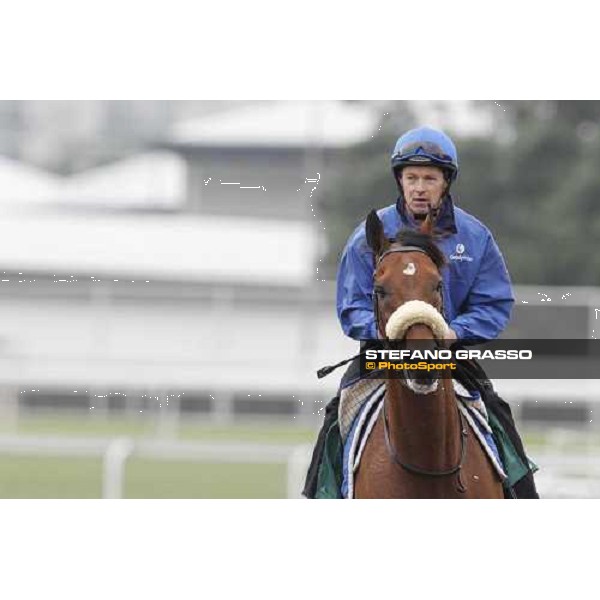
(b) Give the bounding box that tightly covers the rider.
[303,125,539,499]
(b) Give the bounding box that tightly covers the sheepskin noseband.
[385,300,450,340]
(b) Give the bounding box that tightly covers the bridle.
[372,244,446,342]
[373,244,467,492]
[372,245,432,336]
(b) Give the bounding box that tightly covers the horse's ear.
[366,210,389,259]
[419,206,439,236]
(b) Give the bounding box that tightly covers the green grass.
[0,414,315,498]
[125,460,286,499]
[0,456,286,499]
[0,456,103,498]
[0,455,286,499]
[522,429,600,452]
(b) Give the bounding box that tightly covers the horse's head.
[366,209,450,391]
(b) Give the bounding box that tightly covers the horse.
[353,210,505,498]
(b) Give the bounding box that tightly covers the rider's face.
[399,166,448,218]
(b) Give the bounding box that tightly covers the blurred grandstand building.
[0,101,597,431]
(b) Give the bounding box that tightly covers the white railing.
[0,436,313,499]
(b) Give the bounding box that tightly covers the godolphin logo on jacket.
[450,243,473,262]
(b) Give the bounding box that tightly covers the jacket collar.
[396,193,458,236]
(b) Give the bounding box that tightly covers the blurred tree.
[321,100,600,287]
[319,101,415,277]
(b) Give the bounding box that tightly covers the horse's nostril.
[403,371,439,395]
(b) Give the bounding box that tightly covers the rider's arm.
[449,232,514,341]
[336,231,378,340]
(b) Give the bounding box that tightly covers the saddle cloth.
[341,381,507,499]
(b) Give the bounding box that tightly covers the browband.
[376,245,428,267]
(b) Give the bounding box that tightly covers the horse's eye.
[435,281,443,293]
[374,285,387,297]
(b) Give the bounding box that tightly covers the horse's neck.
[385,375,461,471]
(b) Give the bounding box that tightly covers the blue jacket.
[336,196,515,341]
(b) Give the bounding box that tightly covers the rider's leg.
[302,343,371,498]
[454,357,539,498]
[302,394,339,498]
[483,384,540,499]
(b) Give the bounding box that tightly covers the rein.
[382,401,468,492]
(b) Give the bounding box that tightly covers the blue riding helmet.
[391,126,459,182]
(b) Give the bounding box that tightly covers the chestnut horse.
[353,211,504,499]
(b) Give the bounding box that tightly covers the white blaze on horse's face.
[403,262,416,276]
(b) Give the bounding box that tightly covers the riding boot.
[483,384,540,499]
[454,358,540,499]
[302,394,339,498]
